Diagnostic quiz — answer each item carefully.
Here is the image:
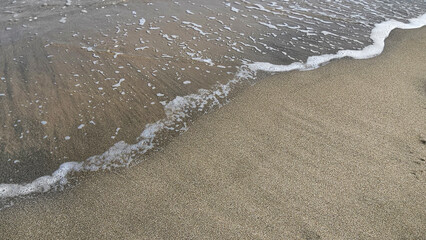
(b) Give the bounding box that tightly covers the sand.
[1,27,425,239]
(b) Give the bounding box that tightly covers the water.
[0,0,425,206]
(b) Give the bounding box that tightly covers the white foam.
[113,52,122,59]
[231,7,240,13]
[135,46,149,51]
[112,78,125,88]
[1,13,426,200]
[246,3,280,15]
[0,162,83,198]
[248,13,426,73]
[192,57,214,66]
[139,18,146,26]
[258,22,278,30]
[182,21,209,36]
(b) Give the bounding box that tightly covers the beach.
[0,26,425,239]
[2,0,425,186]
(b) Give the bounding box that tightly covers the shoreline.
[1,26,426,239]
[2,13,426,199]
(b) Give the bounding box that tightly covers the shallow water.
[0,0,425,205]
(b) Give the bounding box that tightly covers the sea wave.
[1,12,426,200]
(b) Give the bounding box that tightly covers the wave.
[1,12,426,200]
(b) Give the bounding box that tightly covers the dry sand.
[1,27,425,239]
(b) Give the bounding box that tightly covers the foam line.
[0,162,83,198]
[1,13,426,200]
[247,13,426,72]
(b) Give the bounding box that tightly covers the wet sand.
[3,0,424,184]
[1,27,426,239]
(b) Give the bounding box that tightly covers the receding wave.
[1,12,426,201]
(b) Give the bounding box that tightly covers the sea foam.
[247,14,426,72]
[1,13,426,200]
